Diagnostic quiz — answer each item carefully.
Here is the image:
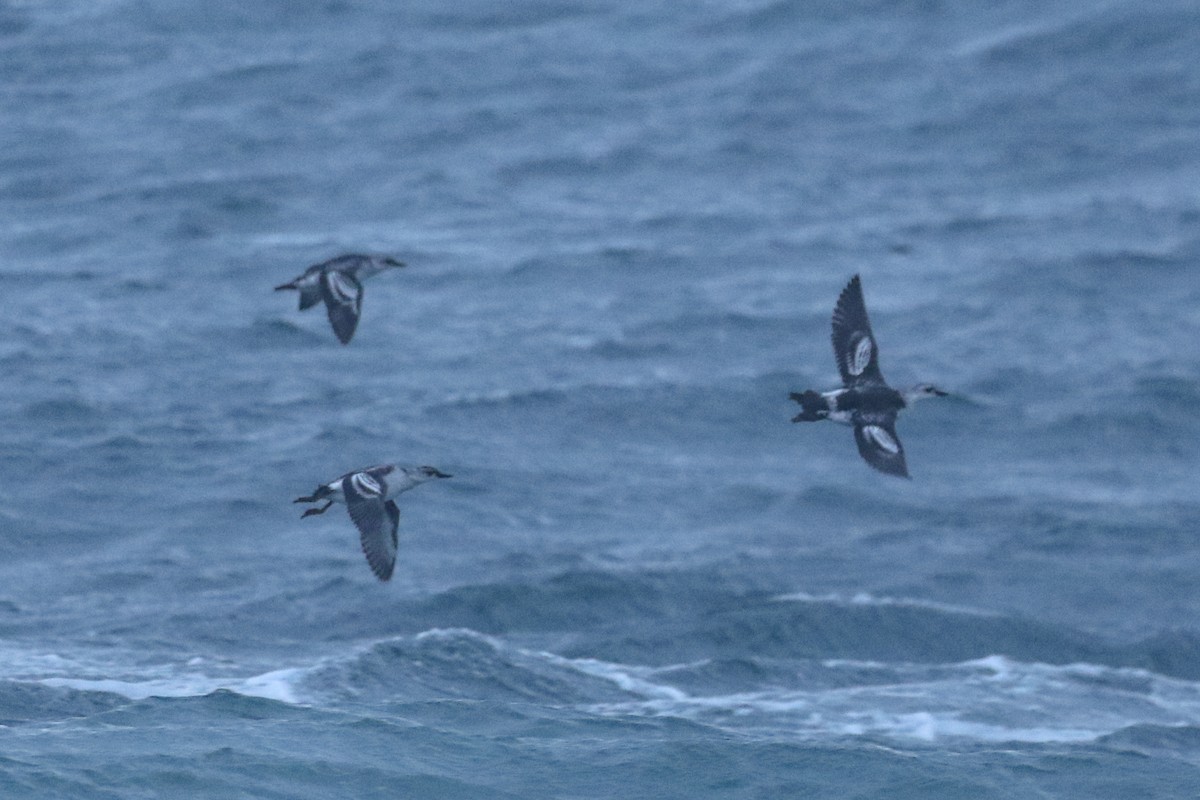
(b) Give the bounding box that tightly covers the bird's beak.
[432,469,452,479]
[933,389,949,397]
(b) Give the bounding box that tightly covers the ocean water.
[2,0,1200,796]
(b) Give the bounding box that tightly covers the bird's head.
[905,383,949,403]
[409,465,452,482]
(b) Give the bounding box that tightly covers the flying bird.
[294,464,451,581]
[790,275,946,478]
[274,254,405,344]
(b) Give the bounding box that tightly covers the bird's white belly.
[328,472,420,503]
[821,389,853,425]
[323,481,346,503]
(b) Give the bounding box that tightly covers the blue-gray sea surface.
[2,1,1200,797]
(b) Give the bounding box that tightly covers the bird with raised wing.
[789,275,946,478]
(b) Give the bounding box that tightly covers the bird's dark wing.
[382,499,400,563]
[342,470,397,581]
[831,275,886,387]
[317,254,370,272]
[274,266,324,311]
[852,415,909,478]
[320,269,364,345]
[297,283,322,311]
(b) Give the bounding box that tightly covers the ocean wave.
[1099,723,1200,753]
[1036,408,1199,458]
[585,338,676,360]
[496,145,652,184]
[580,653,1200,745]
[772,591,1000,618]
[1070,246,1188,272]
[21,397,105,424]
[1134,376,1200,410]
[432,385,572,412]
[243,317,330,347]
[0,680,127,725]
[627,309,802,340]
[0,268,99,285]
[12,626,1200,749]
[694,0,870,35]
[265,628,647,707]
[963,4,1198,65]
[426,373,801,441]
[36,671,302,706]
[0,650,293,719]
[292,635,1200,746]
[421,2,595,32]
[394,570,1200,684]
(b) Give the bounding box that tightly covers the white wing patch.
[862,424,900,454]
[849,335,873,376]
[351,471,383,497]
[327,271,359,304]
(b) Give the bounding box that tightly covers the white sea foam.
[39,667,306,705]
[772,590,1000,617]
[0,641,310,706]
[413,627,504,648]
[14,633,1200,748]
[542,653,690,702]
[578,653,1200,745]
[234,668,306,704]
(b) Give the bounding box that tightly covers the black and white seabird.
[294,464,451,581]
[789,275,946,478]
[274,254,406,344]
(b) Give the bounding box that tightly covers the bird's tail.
[294,485,332,504]
[789,390,829,422]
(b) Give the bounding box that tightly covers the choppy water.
[2,0,1200,797]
